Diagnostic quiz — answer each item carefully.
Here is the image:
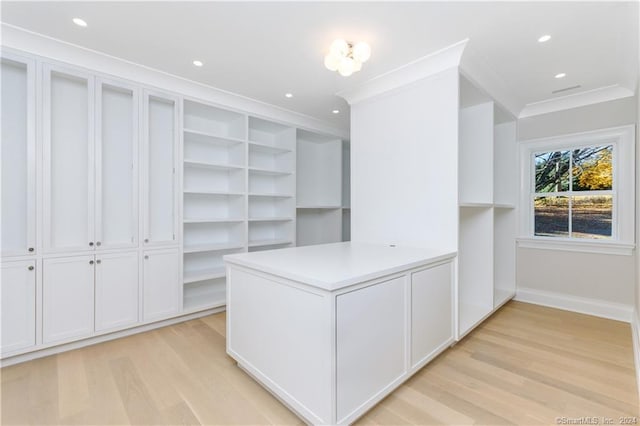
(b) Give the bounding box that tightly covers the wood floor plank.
[1,301,637,425]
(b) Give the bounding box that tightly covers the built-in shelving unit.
[295,130,345,246]
[0,46,349,364]
[457,75,517,338]
[247,117,296,251]
[182,100,247,311]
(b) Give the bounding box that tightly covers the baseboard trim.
[631,310,640,402]
[514,287,633,323]
[0,307,225,367]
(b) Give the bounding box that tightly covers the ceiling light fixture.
[555,72,566,79]
[324,39,371,77]
[332,110,340,114]
[285,93,293,98]
[192,60,203,67]
[72,18,87,27]
[538,35,551,43]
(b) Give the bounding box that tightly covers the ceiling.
[1,1,638,130]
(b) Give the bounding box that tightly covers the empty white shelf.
[248,167,293,176]
[184,190,244,196]
[183,128,245,146]
[249,217,293,222]
[184,242,245,253]
[248,193,293,198]
[183,218,244,224]
[183,267,226,284]
[184,159,245,171]
[459,202,494,208]
[248,238,292,248]
[296,205,342,209]
[249,140,292,154]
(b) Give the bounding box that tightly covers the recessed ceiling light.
[332,110,340,114]
[538,35,551,43]
[192,60,203,67]
[555,72,566,79]
[72,18,87,27]
[285,93,293,98]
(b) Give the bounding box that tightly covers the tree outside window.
[533,145,613,239]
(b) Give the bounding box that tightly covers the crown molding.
[1,23,349,139]
[337,39,468,106]
[518,84,635,119]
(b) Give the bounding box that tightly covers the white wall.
[350,68,459,251]
[518,97,637,140]
[517,97,637,313]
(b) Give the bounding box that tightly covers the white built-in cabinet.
[43,66,94,253]
[95,251,139,332]
[143,91,179,247]
[1,261,36,354]
[43,255,95,344]
[43,252,139,343]
[97,80,138,250]
[296,131,350,246]
[43,67,139,252]
[143,248,180,321]
[1,54,36,257]
[457,75,517,338]
[0,47,346,362]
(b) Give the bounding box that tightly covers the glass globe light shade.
[324,54,339,71]
[337,57,355,77]
[352,60,362,72]
[352,42,371,63]
[330,39,350,58]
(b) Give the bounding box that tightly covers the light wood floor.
[1,301,638,425]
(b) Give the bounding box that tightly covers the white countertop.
[224,242,456,291]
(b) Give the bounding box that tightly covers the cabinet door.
[1,261,36,354]
[1,54,36,257]
[143,91,178,247]
[43,255,94,344]
[95,79,138,250]
[95,251,138,332]
[143,248,180,321]
[411,262,453,369]
[43,65,95,253]
[336,277,406,422]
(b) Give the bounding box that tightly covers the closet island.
[224,242,456,425]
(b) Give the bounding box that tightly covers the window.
[533,145,613,239]
[519,126,634,255]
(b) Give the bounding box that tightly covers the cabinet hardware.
[28,247,34,252]
[144,238,149,243]
[97,260,101,264]
[144,255,149,259]
[96,241,101,246]
[89,242,94,247]
[89,260,94,265]
[28,266,34,271]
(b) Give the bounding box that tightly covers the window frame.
[518,125,635,255]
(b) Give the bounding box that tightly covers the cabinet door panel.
[336,277,406,422]
[95,251,138,332]
[96,81,138,249]
[143,249,180,321]
[1,55,35,256]
[43,255,94,344]
[411,263,453,368]
[144,92,178,246]
[44,66,94,252]
[1,261,36,354]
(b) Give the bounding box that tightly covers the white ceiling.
[1,1,638,130]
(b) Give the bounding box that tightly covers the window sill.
[516,237,634,256]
